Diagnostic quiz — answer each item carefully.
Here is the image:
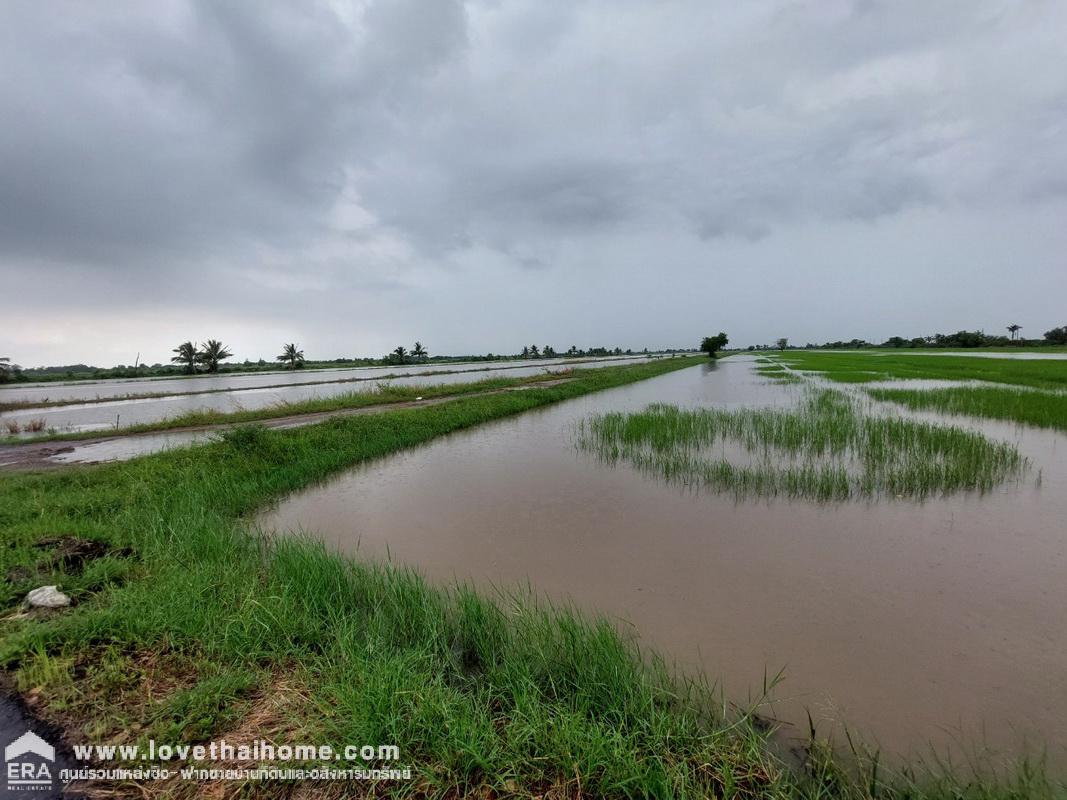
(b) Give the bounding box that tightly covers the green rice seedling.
[868,386,1067,434]
[576,389,1024,501]
[774,351,1067,390]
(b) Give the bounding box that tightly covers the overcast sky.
[3,0,1066,366]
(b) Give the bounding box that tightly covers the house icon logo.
[4,730,55,792]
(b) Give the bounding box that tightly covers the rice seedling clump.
[575,390,1024,501]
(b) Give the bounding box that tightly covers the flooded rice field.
[258,356,1067,766]
[0,355,641,404]
[862,351,1067,360]
[0,355,656,433]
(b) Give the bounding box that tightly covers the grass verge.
[575,390,1025,501]
[0,356,1056,797]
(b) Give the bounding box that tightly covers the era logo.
[4,730,55,791]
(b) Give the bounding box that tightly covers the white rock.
[25,586,71,608]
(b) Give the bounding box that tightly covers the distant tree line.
[3,341,692,384]
[743,325,1067,351]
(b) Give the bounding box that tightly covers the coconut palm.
[1007,324,1022,341]
[197,339,232,373]
[0,357,16,383]
[390,346,408,365]
[171,341,199,374]
[529,344,540,358]
[277,343,305,369]
[412,341,428,361]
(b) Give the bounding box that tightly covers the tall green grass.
[576,390,1024,501]
[867,386,1067,434]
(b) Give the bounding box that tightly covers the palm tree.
[197,339,232,373]
[1007,324,1022,341]
[277,343,305,369]
[171,341,199,374]
[521,346,530,358]
[0,357,15,383]
[391,346,408,365]
[412,341,428,361]
[529,344,540,358]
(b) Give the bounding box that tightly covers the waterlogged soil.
[0,356,655,433]
[258,357,1067,767]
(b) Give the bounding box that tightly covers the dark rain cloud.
[2,0,1067,363]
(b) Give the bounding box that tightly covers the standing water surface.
[258,357,1067,766]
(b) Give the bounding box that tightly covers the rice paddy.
[868,386,1067,434]
[575,389,1025,501]
[754,362,803,384]
[769,351,1067,390]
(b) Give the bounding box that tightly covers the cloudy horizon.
[3,0,1066,367]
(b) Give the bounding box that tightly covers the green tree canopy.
[699,333,729,358]
[171,341,199,374]
[277,343,305,369]
[197,340,233,373]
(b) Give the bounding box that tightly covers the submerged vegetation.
[868,386,1067,434]
[754,360,803,384]
[576,389,1025,501]
[768,351,1067,390]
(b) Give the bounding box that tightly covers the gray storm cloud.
[2,0,1066,365]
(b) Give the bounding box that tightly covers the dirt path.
[0,381,570,472]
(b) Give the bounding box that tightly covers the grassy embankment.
[0,368,605,443]
[0,355,1055,797]
[576,389,1025,502]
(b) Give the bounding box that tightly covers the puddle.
[45,432,214,465]
[257,357,1067,767]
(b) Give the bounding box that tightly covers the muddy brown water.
[257,357,1067,768]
